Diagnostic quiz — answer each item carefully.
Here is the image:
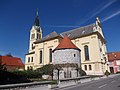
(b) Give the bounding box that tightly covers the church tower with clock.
[29,10,42,52]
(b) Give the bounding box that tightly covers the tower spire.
[34,8,40,26]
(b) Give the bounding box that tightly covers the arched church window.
[84,45,89,60]
[31,33,35,39]
[28,57,30,63]
[37,33,40,39]
[74,54,76,57]
[27,66,29,70]
[85,65,87,70]
[49,49,52,63]
[40,50,42,63]
[32,44,35,49]
[89,65,92,70]
[31,57,33,62]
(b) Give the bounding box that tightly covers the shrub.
[36,64,54,75]
[50,80,57,84]
[26,70,42,78]
[104,70,110,76]
[116,71,120,74]
[0,70,31,85]
[11,70,42,79]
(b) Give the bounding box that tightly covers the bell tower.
[29,9,42,52]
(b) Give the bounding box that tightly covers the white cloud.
[102,10,120,22]
[89,0,117,19]
[79,0,117,25]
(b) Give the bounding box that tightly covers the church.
[25,11,109,75]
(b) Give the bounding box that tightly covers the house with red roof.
[107,52,120,73]
[0,55,24,71]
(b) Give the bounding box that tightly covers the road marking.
[98,84,107,88]
[111,80,116,83]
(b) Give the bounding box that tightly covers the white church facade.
[25,11,109,75]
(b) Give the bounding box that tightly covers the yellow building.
[25,11,109,75]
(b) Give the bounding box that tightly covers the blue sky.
[0,0,120,63]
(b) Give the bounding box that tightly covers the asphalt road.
[59,75,120,90]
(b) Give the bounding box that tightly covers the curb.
[51,77,103,89]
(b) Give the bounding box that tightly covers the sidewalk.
[23,81,76,90]
[23,74,120,90]
[23,86,49,90]
[23,78,95,90]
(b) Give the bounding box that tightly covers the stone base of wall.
[53,67,79,79]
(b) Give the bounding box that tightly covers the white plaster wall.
[42,39,59,64]
[71,70,77,78]
[59,70,64,79]
[53,70,58,80]
[116,60,120,65]
[25,54,35,70]
[54,49,80,65]
[72,34,101,63]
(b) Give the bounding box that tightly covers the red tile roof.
[107,52,120,61]
[0,56,24,67]
[53,35,80,51]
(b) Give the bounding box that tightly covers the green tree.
[0,64,7,71]
[36,64,54,75]
[36,64,54,79]
[0,58,7,71]
[105,70,110,77]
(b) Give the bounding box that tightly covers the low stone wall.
[0,76,102,89]
[0,81,52,89]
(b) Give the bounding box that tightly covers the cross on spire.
[36,8,38,16]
